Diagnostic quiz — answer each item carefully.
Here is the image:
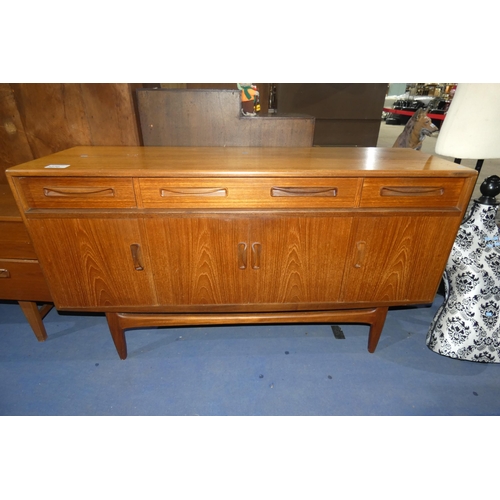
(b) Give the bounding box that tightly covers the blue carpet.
[1,297,500,416]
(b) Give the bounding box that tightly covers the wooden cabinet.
[6,146,477,359]
[143,214,352,308]
[0,184,53,341]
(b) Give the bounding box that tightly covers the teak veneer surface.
[7,146,475,178]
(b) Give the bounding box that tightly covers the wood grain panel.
[360,177,465,209]
[342,214,462,303]
[137,89,314,147]
[26,218,157,309]
[0,221,36,259]
[80,84,141,146]
[10,83,93,158]
[144,217,248,306]
[251,215,352,304]
[0,259,51,301]
[1,84,142,182]
[139,177,360,209]
[0,85,34,183]
[17,176,137,209]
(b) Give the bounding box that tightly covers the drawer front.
[16,177,137,209]
[360,178,466,208]
[0,259,52,301]
[139,178,362,209]
[0,221,37,259]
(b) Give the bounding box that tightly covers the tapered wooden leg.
[105,312,128,359]
[367,307,389,353]
[18,301,53,342]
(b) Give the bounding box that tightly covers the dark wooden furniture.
[136,89,315,147]
[0,183,52,340]
[275,83,388,146]
[6,146,477,359]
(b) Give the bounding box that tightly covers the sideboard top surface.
[6,146,477,179]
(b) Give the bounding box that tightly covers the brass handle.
[238,243,247,270]
[43,187,115,197]
[251,243,262,270]
[160,187,227,197]
[0,269,11,278]
[380,186,444,197]
[354,241,366,268]
[271,187,337,197]
[130,244,144,271]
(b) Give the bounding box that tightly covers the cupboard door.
[342,215,460,303]
[144,217,248,306]
[27,218,157,309]
[144,215,353,308]
[249,215,353,306]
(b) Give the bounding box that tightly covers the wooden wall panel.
[276,83,388,146]
[0,85,34,183]
[80,84,141,146]
[0,84,142,183]
[137,89,314,147]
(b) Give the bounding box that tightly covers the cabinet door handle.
[43,187,115,197]
[130,244,144,271]
[271,187,337,197]
[160,187,227,197]
[238,242,247,270]
[380,186,444,197]
[354,241,366,268]
[251,242,262,270]
[0,269,11,278]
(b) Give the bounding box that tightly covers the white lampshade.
[435,83,500,160]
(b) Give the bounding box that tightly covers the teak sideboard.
[6,146,477,359]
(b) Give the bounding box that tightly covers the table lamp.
[435,83,500,172]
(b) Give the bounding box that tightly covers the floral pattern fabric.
[427,202,500,362]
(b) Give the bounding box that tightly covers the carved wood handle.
[130,244,144,271]
[43,187,115,197]
[160,187,227,197]
[251,242,262,270]
[354,241,366,268]
[271,187,338,197]
[238,243,247,270]
[380,186,445,197]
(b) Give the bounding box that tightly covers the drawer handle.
[380,186,445,197]
[0,269,11,278]
[160,187,227,197]
[251,242,262,270]
[130,244,144,271]
[238,242,247,270]
[271,187,337,197]
[43,187,116,197]
[354,241,366,268]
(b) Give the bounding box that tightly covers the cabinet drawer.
[16,177,137,209]
[139,178,362,209]
[359,178,466,208]
[0,259,52,301]
[0,221,37,259]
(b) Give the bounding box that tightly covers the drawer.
[0,259,52,301]
[15,177,137,209]
[139,178,362,209]
[0,221,37,259]
[359,178,466,208]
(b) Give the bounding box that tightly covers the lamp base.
[427,201,500,363]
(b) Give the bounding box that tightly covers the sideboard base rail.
[105,307,389,360]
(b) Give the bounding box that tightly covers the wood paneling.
[276,83,388,146]
[0,84,142,183]
[137,89,314,147]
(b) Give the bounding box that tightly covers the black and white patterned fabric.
[427,201,500,362]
